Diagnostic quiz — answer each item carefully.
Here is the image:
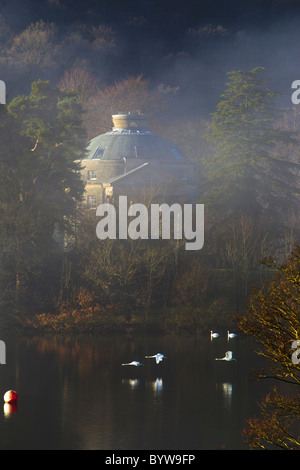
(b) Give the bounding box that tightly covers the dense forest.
[0,0,300,333]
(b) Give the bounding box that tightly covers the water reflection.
[221,382,233,399]
[3,403,18,418]
[0,333,281,450]
[218,382,233,412]
[151,378,163,394]
[122,377,163,394]
[122,378,141,389]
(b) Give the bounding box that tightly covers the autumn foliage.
[239,245,300,449]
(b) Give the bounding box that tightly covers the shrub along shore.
[4,306,235,336]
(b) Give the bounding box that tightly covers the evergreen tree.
[0,80,86,311]
[204,67,299,221]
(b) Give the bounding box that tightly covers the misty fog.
[0,0,300,115]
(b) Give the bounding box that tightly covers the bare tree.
[224,214,270,312]
[58,67,99,103]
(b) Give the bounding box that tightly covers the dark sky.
[1,0,300,113]
[2,0,300,30]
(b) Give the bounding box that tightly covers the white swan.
[145,353,167,364]
[210,330,220,339]
[215,350,237,361]
[227,330,237,340]
[121,361,143,366]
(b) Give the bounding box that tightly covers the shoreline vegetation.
[0,264,274,336]
[2,306,237,336]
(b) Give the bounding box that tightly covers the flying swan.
[215,351,237,361]
[145,353,167,364]
[122,361,144,366]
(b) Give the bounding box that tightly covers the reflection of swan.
[145,353,167,364]
[222,382,232,398]
[122,378,141,388]
[122,361,143,366]
[215,351,237,361]
[210,330,219,339]
[217,383,233,412]
[227,330,237,340]
[152,378,163,392]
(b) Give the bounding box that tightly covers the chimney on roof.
[112,112,147,131]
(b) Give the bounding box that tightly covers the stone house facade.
[76,113,196,207]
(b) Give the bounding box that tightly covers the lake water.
[0,332,278,450]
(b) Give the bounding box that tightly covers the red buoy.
[4,390,18,403]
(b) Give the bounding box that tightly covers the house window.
[88,170,97,180]
[87,195,97,209]
[92,147,106,159]
[135,146,144,158]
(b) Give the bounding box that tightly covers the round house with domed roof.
[78,113,196,208]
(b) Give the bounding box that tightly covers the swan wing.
[225,351,233,360]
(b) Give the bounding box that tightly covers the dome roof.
[85,113,189,162]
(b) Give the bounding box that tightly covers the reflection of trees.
[17,335,129,377]
[8,333,273,449]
